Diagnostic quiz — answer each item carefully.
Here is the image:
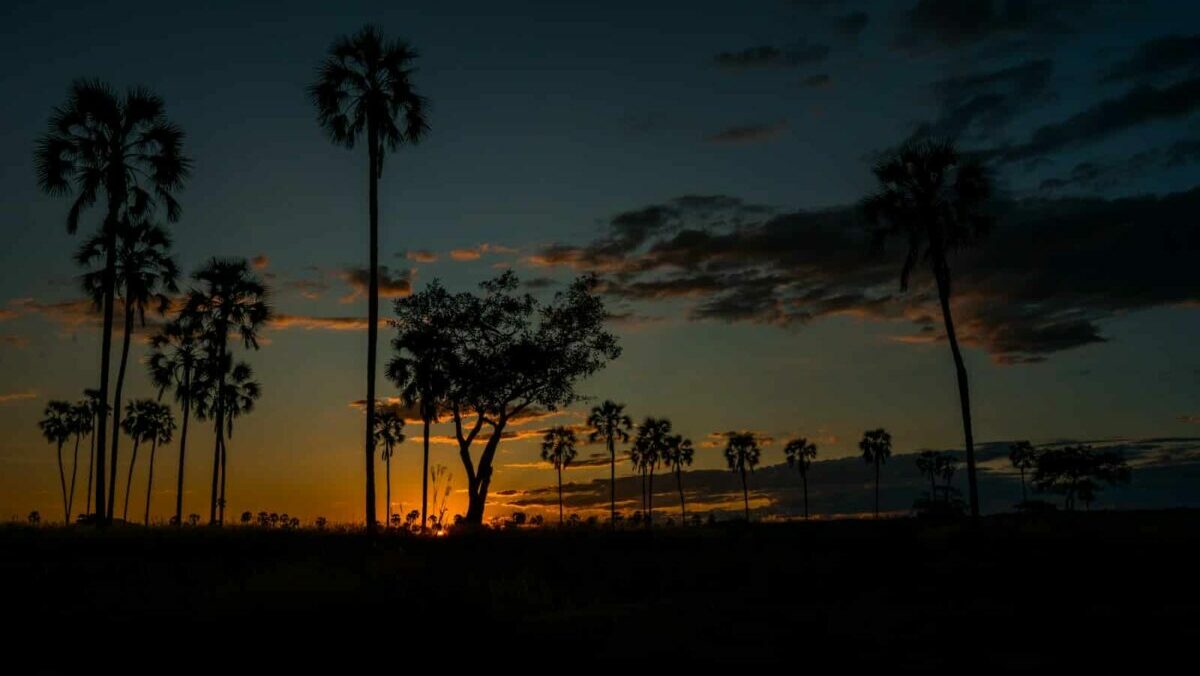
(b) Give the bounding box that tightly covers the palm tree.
[540,426,579,525]
[661,433,695,523]
[120,399,154,521]
[148,317,204,527]
[783,437,818,519]
[38,401,74,522]
[193,359,261,526]
[36,80,189,523]
[915,450,941,503]
[79,389,103,520]
[374,407,406,526]
[79,219,178,519]
[724,432,761,521]
[864,138,991,519]
[181,258,270,525]
[386,324,450,531]
[142,402,175,525]
[1009,440,1037,504]
[66,398,95,521]
[587,400,632,527]
[632,417,671,526]
[311,25,429,533]
[859,428,893,518]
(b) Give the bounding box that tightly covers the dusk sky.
[2,0,1199,522]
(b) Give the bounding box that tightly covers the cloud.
[0,308,17,321]
[0,390,37,405]
[404,250,438,263]
[924,59,1053,140]
[269,314,375,331]
[802,74,832,88]
[1038,139,1200,192]
[532,188,1200,364]
[713,42,829,70]
[1,334,29,348]
[895,0,1091,54]
[339,266,413,303]
[834,11,868,38]
[705,122,789,145]
[449,243,517,262]
[1181,414,1200,424]
[522,276,558,290]
[1101,34,1200,83]
[6,297,99,329]
[251,254,270,270]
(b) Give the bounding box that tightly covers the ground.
[4,511,1197,667]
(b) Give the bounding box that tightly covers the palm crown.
[540,426,579,470]
[662,434,695,472]
[193,361,261,438]
[148,317,204,402]
[859,428,893,464]
[588,400,632,446]
[183,258,271,350]
[374,408,407,461]
[724,432,761,473]
[39,401,74,445]
[77,219,179,320]
[784,438,817,473]
[631,417,671,472]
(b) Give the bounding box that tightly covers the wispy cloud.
[705,122,788,145]
[0,390,37,405]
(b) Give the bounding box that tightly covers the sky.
[1,0,1199,523]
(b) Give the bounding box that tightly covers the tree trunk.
[210,335,227,525]
[676,468,686,524]
[647,466,654,527]
[741,466,749,521]
[57,441,68,523]
[1019,467,1027,504]
[608,436,616,528]
[175,370,191,526]
[421,416,430,531]
[802,473,809,520]
[385,450,392,527]
[557,466,563,525]
[144,438,158,525]
[86,425,95,519]
[363,124,380,534]
[67,433,81,522]
[874,460,880,518]
[107,293,135,520]
[123,439,140,522]
[463,423,507,524]
[934,267,979,519]
[94,194,120,525]
[219,435,227,525]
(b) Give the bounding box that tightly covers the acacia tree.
[587,400,632,527]
[36,80,189,523]
[865,139,991,519]
[391,272,619,525]
[311,25,429,533]
[374,407,406,525]
[724,432,761,521]
[540,426,579,525]
[859,428,893,518]
[632,417,670,527]
[1009,441,1038,504]
[38,401,74,523]
[148,317,203,526]
[661,433,695,523]
[783,437,817,519]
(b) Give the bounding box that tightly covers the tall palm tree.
[859,428,893,518]
[141,402,175,525]
[373,407,406,525]
[540,426,579,525]
[66,398,95,521]
[1009,440,1037,504]
[784,437,818,519]
[386,325,449,531]
[661,433,695,524]
[148,317,204,526]
[36,80,189,523]
[724,432,761,521]
[311,25,429,533]
[864,138,991,519]
[79,219,178,519]
[38,401,74,523]
[181,258,270,525]
[79,389,103,520]
[587,400,632,527]
[632,417,671,527]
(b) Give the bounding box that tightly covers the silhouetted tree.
[80,388,103,519]
[240,511,252,525]
[1009,441,1038,504]
[315,516,328,530]
[391,273,619,525]
[148,316,204,526]
[724,432,761,521]
[141,402,175,525]
[28,511,41,526]
[66,398,95,521]
[374,407,406,526]
[865,139,991,519]
[312,25,429,533]
[187,513,200,526]
[662,433,695,523]
[541,426,579,525]
[36,80,189,523]
[632,417,671,526]
[193,360,261,525]
[859,428,892,518]
[1033,445,1131,511]
[588,400,632,528]
[39,401,74,522]
[182,258,270,525]
[783,437,818,519]
[915,450,941,503]
[120,399,153,522]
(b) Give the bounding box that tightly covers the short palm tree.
[587,400,632,527]
[80,388,103,518]
[148,316,204,526]
[311,25,429,533]
[632,417,671,526]
[66,398,95,521]
[38,401,74,523]
[915,450,941,503]
[192,359,261,526]
[859,428,893,518]
[1009,440,1038,504]
[181,258,270,525]
[661,433,695,523]
[864,138,991,519]
[79,219,178,519]
[724,432,761,521]
[141,402,175,525]
[36,81,189,523]
[373,408,406,526]
[784,437,818,519]
[120,399,155,521]
[540,426,579,525]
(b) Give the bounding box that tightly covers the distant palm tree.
[661,433,695,523]
[80,388,103,519]
[784,437,818,519]
[182,258,270,525]
[120,399,154,521]
[373,407,406,526]
[79,219,179,519]
[859,428,893,518]
[1009,440,1037,504]
[386,324,450,531]
[39,401,74,522]
[193,360,261,526]
[311,25,429,533]
[66,398,95,521]
[865,138,991,519]
[541,426,579,525]
[724,432,761,521]
[587,400,632,527]
[632,418,671,526]
[37,81,189,523]
[148,317,204,526]
[141,402,175,525]
[915,450,941,503]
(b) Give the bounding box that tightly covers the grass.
[4,510,1198,667]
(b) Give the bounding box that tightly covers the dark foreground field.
[5,511,1198,668]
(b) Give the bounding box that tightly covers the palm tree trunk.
[94,200,119,524]
[219,435,227,525]
[1019,467,1027,504]
[934,268,979,519]
[175,370,191,526]
[676,468,686,524]
[57,441,68,523]
[107,295,135,520]
[647,466,654,527]
[608,436,616,528]
[741,466,749,521]
[86,426,95,519]
[421,416,430,531]
[385,451,392,528]
[874,460,880,518]
[123,439,140,521]
[210,339,227,525]
[67,433,81,522]
[802,473,809,519]
[144,438,158,525]
[363,124,380,534]
[557,466,564,525]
